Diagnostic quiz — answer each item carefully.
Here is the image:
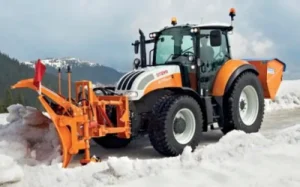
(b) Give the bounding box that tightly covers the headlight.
[149,32,157,38]
[190,28,198,33]
[124,91,138,99]
[133,58,141,69]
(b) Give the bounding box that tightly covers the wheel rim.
[172,108,196,144]
[239,85,259,126]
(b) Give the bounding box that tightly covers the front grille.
[117,70,145,90]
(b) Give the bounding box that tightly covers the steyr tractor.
[11,8,286,167]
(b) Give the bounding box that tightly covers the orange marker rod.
[58,67,61,95]
[67,65,72,102]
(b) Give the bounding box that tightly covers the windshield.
[155,27,194,65]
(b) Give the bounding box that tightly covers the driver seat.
[200,45,214,64]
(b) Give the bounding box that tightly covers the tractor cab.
[132,8,236,95]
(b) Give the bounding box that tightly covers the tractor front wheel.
[222,71,265,134]
[93,135,131,149]
[148,94,203,156]
[92,105,131,149]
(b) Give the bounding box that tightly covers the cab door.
[197,29,230,95]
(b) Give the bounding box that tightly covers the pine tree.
[0,100,6,113]
[4,89,13,107]
[0,51,71,113]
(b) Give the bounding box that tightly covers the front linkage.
[11,60,130,168]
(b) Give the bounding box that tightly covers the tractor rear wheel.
[148,94,203,156]
[222,71,265,134]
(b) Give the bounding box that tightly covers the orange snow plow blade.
[11,61,130,168]
[38,95,73,167]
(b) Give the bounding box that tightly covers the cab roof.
[157,22,233,32]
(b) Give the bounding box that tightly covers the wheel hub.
[238,85,259,126]
[173,117,186,134]
[239,99,247,111]
[172,108,196,144]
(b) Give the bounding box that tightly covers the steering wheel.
[182,51,194,56]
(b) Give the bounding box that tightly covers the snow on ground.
[0,79,299,186]
[265,79,300,112]
[0,104,61,185]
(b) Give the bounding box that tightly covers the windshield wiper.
[163,46,193,64]
[164,54,174,63]
[181,46,193,54]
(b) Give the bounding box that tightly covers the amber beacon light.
[229,8,236,20]
[171,17,177,26]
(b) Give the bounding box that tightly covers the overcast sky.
[0,0,299,74]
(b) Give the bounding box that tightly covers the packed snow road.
[261,108,300,131]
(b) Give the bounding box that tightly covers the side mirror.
[210,30,221,47]
[133,40,139,54]
[133,58,141,69]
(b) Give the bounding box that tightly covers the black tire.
[222,71,265,134]
[92,105,131,149]
[93,135,131,149]
[148,94,203,156]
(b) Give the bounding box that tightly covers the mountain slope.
[21,57,125,85]
[0,52,72,112]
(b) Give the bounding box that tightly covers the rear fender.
[224,64,258,93]
[212,59,251,96]
[212,58,286,100]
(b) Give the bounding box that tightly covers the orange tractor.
[11,8,286,168]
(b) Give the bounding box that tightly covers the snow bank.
[0,154,23,185]
[265,79,300,112]
[0,104,61,166]
[0,104,61,185]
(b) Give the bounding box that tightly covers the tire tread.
[149,94,203,156]
[222,71,265,134]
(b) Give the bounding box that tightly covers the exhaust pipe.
[139,29,147,68]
